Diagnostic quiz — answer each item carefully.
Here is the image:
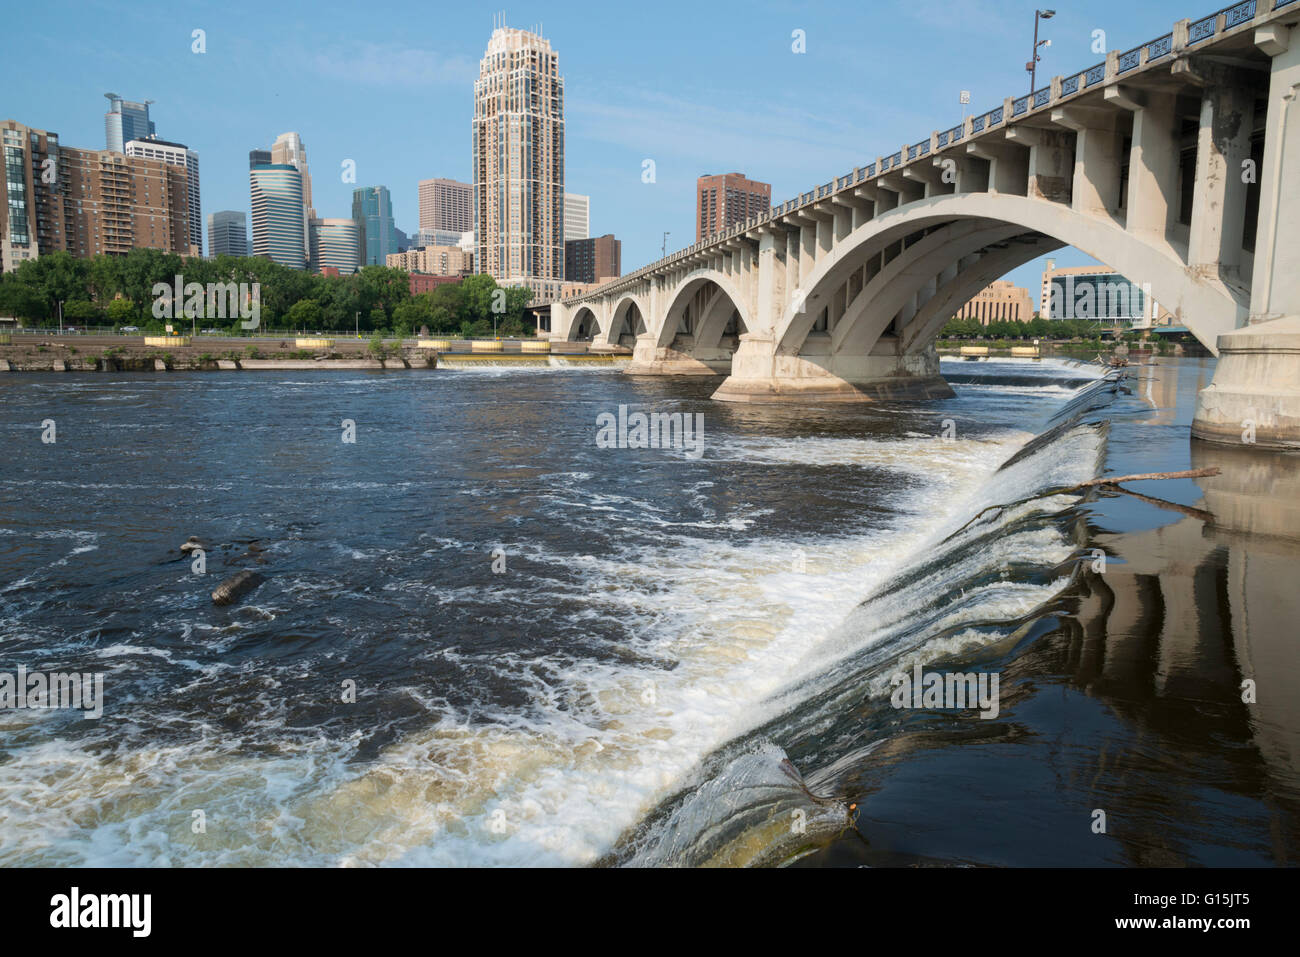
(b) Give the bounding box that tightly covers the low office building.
[1040,259,1174,326]
[955,280,1036,324]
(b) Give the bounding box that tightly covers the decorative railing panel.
[1188,13,1218,42]
[1147,33,1173,60]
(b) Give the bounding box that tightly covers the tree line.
[939,316,1110,340]
[0,249,537,338]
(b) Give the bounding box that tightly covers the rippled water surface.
[0,357,1295,866]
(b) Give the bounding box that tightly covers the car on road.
[200,328,221,335]
[120,326,139,333]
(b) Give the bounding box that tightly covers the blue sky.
[9,0,1197,293]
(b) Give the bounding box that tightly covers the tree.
[392,294,434,338]
[63,299,100,322]
[106,299,138,324]
[286,298,323,331]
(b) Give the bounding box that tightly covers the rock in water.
[180,536,203,554]
[211,570,265,606]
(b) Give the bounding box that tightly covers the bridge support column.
[1184,67,1257,280]
[711,335,953,404]
[1193,29,1300,450]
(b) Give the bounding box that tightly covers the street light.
[662,231,670,259]
[1027,9,1055,94]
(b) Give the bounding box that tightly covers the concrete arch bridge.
[548,1,1300,448]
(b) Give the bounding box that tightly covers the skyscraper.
[564,193,589,242]
[696,173,771,241]
[125,138,201,255]
[309,218,361,274]
[270,132,314,263]
[104,94,155,152]
[249,164,306,269]
[472,22,565,301]
[352,185,401,266]
[208,210,248,258]
[418,178,473,234]
[248,149,271,170]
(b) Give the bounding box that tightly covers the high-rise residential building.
[352,185,403,266]
[473,23,565,302]
[386,245,474,276]
[125,138,201,255]
[696,173,771,241]
[248,149,271,169]
[208,210,248,258]
[309,218,361,274]
[2,120,190,270]
[564,233,619,284]
[269,132,314,263]
[103,94,155,153]
[564,193,589,241]
[2,121,50,272]
[418,178,473,235]
[249,164,306,269]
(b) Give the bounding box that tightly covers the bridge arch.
[900,235,1065,353]
[602,293,649,346]
[570,304,601,341]
[773,193,1247,359]
[657,269,752,350]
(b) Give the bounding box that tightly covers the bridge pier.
[625,335,730,375]
[1193,317,1300,449]
[711,336,952,404]
[1192,25,1300,451]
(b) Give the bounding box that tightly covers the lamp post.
[1027,9,1055,94]
[661,231,670,259]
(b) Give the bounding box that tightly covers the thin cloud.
[307,43,477,87]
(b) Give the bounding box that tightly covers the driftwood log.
[955,467,1221,535]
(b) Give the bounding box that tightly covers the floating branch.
[953,468,1221,536]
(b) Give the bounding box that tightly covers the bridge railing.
[554,0,1289,307]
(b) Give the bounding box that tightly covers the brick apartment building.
[563,233,620,284]
[2,119,193,272]
[696,172,770,242]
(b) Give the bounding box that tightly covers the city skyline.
[2,0,1200,287]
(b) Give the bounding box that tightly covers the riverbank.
[0,337,630,372]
